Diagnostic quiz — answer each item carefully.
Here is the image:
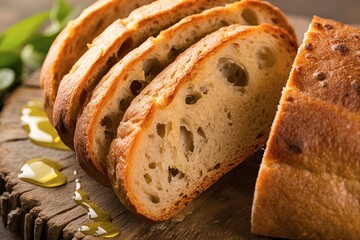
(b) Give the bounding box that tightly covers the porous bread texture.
[74,0,297,186]
[251,16,360,239]
[108,23,297,221]
[52,0,239,149]
[40,0,155,122]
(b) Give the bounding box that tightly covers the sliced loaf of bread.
[52,0,239,149]
[40,0,155,122]
[107,23,297,221]
[74,0,297,186]
[251,16,360,240]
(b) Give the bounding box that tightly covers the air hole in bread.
[180,126,194,158]
[100,116,113,130]
[144,173,152,184]
[148,162,156,169]
[242,8,259,26]
[149,194,160,204]
[227,112,232,120]
[199,85,209,95]
[130,80,148,96]
[227,112,233,126]
[218,58,248,88]
[185,91,202,105]
[168,167,178,181]
[197,127,207,140]
[117,37,133,59]
[232,43,240,50]
[157,123,166,138]
[143,58,163,81]
[104,130,115,140]
[119,96,132,112]
[199,170,203,177]
[168,167,185,183]
[208,163,221,172]
[257,47,276,69]
[220,20,229,26]
[156,122,172,139]
[167,47,181,61]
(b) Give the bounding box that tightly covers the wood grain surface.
[0,16,310,240]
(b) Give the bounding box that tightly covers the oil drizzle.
[21,100,69,150]
[18,158,67,187]
[73,179,120,238]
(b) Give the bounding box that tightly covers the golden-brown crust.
[108,24,297,221]
[252,17,360,239]
[53,20,129,149]
[41,0,155,122]
[52,0,240,149]
[245,0,297,45]
[74,0,298,189]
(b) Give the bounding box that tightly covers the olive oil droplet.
[79,222,120,238]
[73,179,120,238]
[18,158,67,187]
[21,100,70,150]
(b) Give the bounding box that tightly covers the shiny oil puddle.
[18,158,67,187]
[73,178,120,238]
[19,100,119,237]
[20,100,69,150]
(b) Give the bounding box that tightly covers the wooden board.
[0,16,310,240]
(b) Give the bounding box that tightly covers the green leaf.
[45,0,74,35]
[0,50,23,78]
[50,0,73,26]
[0,11,49,50]
[0,68,16,92]
[21,44,47,69]
[0,34,4,45]
[28,33,58,53]
[0,50,20,68]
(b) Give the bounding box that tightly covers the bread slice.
[107,24,297,221]
[251,16,360,239]
[40,0,155,122]
[74,0,297,186]
[52,0,239,149]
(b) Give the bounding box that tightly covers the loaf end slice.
[288,16,360,114]
[108,23,297,221]
[251,17,360,240]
